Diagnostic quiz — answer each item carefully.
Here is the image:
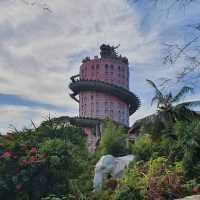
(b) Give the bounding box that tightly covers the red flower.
[30,156,37,162]
[30,147,37,154]
[1,151,12,158]
[192,186,199,193]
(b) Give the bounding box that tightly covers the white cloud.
[0,0,200,131]
[0,0,162,131]
[0,104,72,134]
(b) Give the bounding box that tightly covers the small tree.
[97,120,130,157]
[134,80,200,135]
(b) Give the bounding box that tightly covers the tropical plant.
[132,134,154,161]
[96,120,130,157]
[174,120,200,178]
[0,118,93,200]
[134,79,200,134]
[120,157,185,200]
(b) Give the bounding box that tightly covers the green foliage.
[174,120,200,178]
[136,80,200,135]
[0,119,92,200]
[114,187,143,200]
[123,120,200,199]
[41,194,68,200]
[120,157,184,200]
[183,177,200,195]
[1,112,200,200]
[132,134,154,161]
[97,120,130,157]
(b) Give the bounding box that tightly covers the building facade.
[69,44,140,151]
[79,57,129,126]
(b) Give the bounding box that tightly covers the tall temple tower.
[69,44,140,151]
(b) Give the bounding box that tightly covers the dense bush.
[1,117,200,200]
[120,157,184,200]
[132,134,154,161]
[96,120,130,157]
[0,119,93,200]
[91,120,200,200]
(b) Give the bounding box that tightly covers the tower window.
[110,110,113,117]
[105,64,108,72]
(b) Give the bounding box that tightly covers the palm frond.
[146,79,163,98]
[166,92,173,101]
[178,100,200,108]
[172,86,193,103]
[174,104,200,121]
[151,95,158,105]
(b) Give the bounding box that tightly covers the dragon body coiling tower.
[69,45,140,151]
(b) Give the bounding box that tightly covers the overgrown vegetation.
[96,120,130,158]
[91,120,200,200]
[1,90,200,199]
[0,120,94,200]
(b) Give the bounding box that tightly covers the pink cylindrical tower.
[79,57,130,126]
[69,44,140,151]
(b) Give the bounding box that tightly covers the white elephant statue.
[93,154,134,190]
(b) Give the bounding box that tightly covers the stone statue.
[93,154,134,190]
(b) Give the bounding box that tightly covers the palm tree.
[147,79,200,119]
[130,80,200,135]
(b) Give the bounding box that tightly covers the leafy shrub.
[114,187,143,200]
[97,120,130,157]
[174,120,200,178]
[0,119,92,200]
[120,157,184,200]
[183,178,200,196]
[132,134,154,161]
[41,194,68,200]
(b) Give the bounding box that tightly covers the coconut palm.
[146,79,200,121]
[130,80,200,135]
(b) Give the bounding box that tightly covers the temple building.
[69,44,140,151]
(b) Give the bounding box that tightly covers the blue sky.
[0,0,200,133]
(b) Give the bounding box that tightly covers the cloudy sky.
[0,0,200,133]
